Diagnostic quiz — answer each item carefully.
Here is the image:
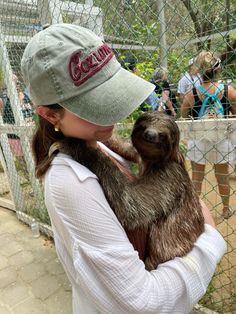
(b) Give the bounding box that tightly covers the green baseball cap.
[21,23,155,126]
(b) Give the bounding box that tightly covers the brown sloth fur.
[52,111,204,270]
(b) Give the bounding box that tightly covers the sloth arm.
[78,145,159,229]
[103,135,139,162]
[88,153,194,229]
[60,139,180,229]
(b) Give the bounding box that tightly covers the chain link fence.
[0,1,235,313]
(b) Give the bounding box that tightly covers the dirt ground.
[186,162,236,314]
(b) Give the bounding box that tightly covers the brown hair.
[32,104,65,178]
[195,50,221,81]
[188,63,199,76]
[152,68,167,82]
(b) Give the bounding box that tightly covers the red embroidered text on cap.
[68,43,114,87]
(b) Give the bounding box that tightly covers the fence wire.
[0,1,235,313]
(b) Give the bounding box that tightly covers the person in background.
[228,83,236,180]
[21,24,226,314]
[151,68,177,117]
[230,149,236,180]
[178,58,202,104]
[181,50,236,219]
[122,55,160,111]
[144,91,160,111]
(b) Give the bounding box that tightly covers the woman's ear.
[36,106,59,125]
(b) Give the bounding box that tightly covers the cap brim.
[61,68,155,126]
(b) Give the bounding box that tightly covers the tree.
[179,0,236,52]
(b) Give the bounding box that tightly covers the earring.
[54,126,59,132]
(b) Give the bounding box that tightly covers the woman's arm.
[102,135,139,162]
[199,199,216,228]
[228,85,236,116]
[181,90,194,118]
[46,162,226,314]
[162,90,176,117]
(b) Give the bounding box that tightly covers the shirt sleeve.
[178,76,187,94]
[177,78,182,94]
[178,75,193,95]
[45,163,226,314]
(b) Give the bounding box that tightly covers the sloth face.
[132,112,180,162]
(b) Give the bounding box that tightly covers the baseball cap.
[21,23,154,126]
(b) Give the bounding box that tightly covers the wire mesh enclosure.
[0,1,235,313]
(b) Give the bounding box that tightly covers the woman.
[177,58,202,103]
[181,50,236,219]
[21,24,226,313]
[151,68,177,117]
[122,56,160,111]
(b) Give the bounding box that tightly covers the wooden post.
[157,0,168,70]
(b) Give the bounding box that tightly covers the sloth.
[53,111,204,270]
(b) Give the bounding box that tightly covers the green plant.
[199,280,217,309]
[130,162,139,176]
[179,141,188,157]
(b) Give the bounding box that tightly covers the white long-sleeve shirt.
[44,146,226,314]
[177,72,202,95]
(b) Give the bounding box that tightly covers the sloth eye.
[158,133,166,141]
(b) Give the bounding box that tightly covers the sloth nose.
[143,128,158,143]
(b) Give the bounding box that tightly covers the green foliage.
[129,162,139,176]
[121,107,143,124]
[199,280,217,309]
[116,125,132,139]
[136,59,156,80]
[118,47,189,123]
[131,20,159,45]
[179,141,188,157]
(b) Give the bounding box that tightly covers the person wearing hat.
[21,24,226,313]
[122,55,160,111]
[181,50,236,220]
[177,58,202,104]
[151,67,177,117]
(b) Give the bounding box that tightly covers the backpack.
[197,84,224,119]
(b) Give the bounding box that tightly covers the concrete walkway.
[0,206,217,314]
[0,207,72,314]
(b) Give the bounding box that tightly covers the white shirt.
[44,146,226,314]
[178,72,202,95]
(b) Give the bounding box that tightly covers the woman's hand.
[200,199,216,228]
[171,108,176,118]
